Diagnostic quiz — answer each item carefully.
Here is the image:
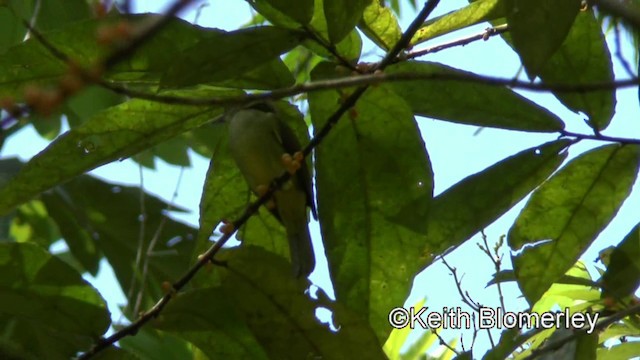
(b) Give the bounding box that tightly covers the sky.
[2,0,639,357]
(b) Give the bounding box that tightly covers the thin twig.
[430,328,460,356]
[613,23,636,77]
[590,0,640,30]
[302,25,358,71]
[407,24,509,59]
[95,71,640,107]
[560,129,640,145]
[131,165,147,316]
[479,231,506,312]
[134,166,185,316]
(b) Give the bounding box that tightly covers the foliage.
[0,0,639,359]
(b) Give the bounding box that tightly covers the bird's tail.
[287,223,315,278]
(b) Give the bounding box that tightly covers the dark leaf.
[386,61,565,132]
[0,88,235,216]
[0,242,110,359]
[160,26,301,88]
[601,222,640,300]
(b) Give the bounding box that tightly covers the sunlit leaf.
[359,0,402,51]
[411,0,507,45]
[506,0,581,78]
[509,144,640,304]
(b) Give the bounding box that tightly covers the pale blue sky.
[2,0,639,356]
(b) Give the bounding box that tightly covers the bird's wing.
[276,115,318,220]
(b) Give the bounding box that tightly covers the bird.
[226,101,317,277]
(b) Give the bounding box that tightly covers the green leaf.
[537,11,615,131]
[64,86,125,127]
[0,242,110,359]
[44,175,198,310]
[309,62,433,342]
[358,0,402,51]
[35,0,91,32]
[411,0,507,45]
[151,136,191,167]
[597,342,640,360]
[41,189,101,275]
[421,140,570,257]
[10,200,60,247]
[601,222,640,299]
[221,246,387,359]
[0,87,234,216]
[194,122,245,259]
[506,0,582,78]
[323,0,369,44]
[509,144,640,304]
[212,57,296,90]
[385,61,565,132]
[119,327,191,360]
[0,0,35,53]
[303,0,363,62]
[160,26,302,88]
[259,0,314,25]
[0,15,211,98]
[154,287,269,359]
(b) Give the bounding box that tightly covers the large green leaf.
[0,87,234,216]
[41,175,198,311]
[323,0,369,44]
[506,0,582,78]
[411,0,507,45]
[35,0,91,32]
[219,246,387,359]
[509,144,640,304]
[420,140,570,257]
[0,242,110,359]
[160,26,301,89]
[601,222,640,300]
[309,62,433,342]
[259,0,314,25]
[358,0,402,51]
[537,11,615,131]
[386,61,565,132]
[153,287,269,359]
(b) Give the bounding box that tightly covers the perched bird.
[227,101,317,277]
